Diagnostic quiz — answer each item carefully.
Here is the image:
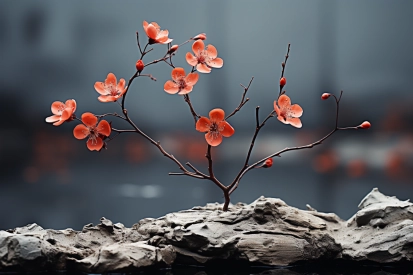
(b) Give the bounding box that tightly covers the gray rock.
[0,188,412,272]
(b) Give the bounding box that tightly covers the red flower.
[196,109,235,146]
[186,40,223,73]
[143,21,172,44]
[73,113,111,151]
[274,94,303,128]
[45,99,76,126]
[164,67,199,95]
[94,73,126,103]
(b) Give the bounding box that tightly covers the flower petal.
[87,137,104,151]
[178,85,193,95]
[277,115,288,124]
[274,100,281,116]
[98,95,117,102]
[218,121,235,137]
[146,24,158,40]
[65,99,77,112]
[164,80,179,94]
[186,52,198,66]
[278,94,291,109]
[290,104,303,117]
[206,57,223,68]
[158,37,173,44]
[97,120,111,136]
[192,40,205,55]
[105,73,117,87]
[196,117,211,132]
[205,132,223,147]
[53,119,65,126]
[45,115,60,123]
[196,63,211,73]
[185,73,199,86]
[60,108,72,121]
[81,112,98,127]
[94,82,107,95]
[143,21,148,32]
[287,117,302,128]
[51,101,64,115]
[206,44,218,59]
[117,78,125,91]
[209,108,225,122]
[171,67,186,81]
[151,21,160,30]
[73,124,89,140]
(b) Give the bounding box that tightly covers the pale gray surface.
[0,189,412,272]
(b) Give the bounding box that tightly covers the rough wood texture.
[0,188,412,272]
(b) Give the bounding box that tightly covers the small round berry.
[136,60,144,73]
[263,158,273,168]
[360,121,371,129]
[321,93,331,100]
[280,77,286,87]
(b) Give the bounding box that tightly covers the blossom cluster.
[45,19,371,210]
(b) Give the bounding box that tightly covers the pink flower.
[94,73,126,103]
[196,108,235,146]
[73,113,111,151]
[143,21,172,44]
[164,67,199,95]
[185,40,223,73]
[274,94,303,128]
[45,99,76,126]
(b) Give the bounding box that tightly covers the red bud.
[168,44,179,54]
[280,77,286,87]
[321,93,331,100]
[263,158,273,168]
[360,121,371,129]
[193,33,207,40]
[136,60,144,73]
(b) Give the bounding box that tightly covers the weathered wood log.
[0,188,412,272]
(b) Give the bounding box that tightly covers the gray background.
[1,0,412,230]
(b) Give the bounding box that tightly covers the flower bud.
[168,44,179,54]
[263,158,273,168]
[321,93,331,100]
[359,121,371,129]
[280,77,286,87]
[136,60,144,73]
[193,33,207,40]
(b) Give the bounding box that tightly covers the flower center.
[209,122,219,133]
[88,126,100,144]
[177,78,187,90]
[197,51,209,64]
[107,85,120,96]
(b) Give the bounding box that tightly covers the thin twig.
[279,44,290,96]
[225,77,254,120]
[184,94,200,125]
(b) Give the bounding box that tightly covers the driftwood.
[0,188,412,272]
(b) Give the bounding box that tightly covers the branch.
[279,44,290,96]
[183,94,200,125]
[225,77,254,120]
[228,91,362,195]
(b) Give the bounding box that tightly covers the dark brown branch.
[225,77,254,120]
[205,145,226,191]
[228,91,361,195]
[228,108,275,193]
[183,94,200,125]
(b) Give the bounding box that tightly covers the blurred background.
[1,0,412,230]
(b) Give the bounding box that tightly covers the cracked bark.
[0,188,412,272]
